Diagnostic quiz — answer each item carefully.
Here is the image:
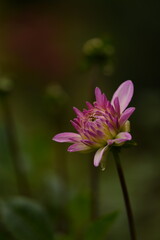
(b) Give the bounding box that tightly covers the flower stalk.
[52,80,137,237]
[112,149,136,240]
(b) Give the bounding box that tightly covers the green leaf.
[0,197,54,240]
[85,212,118,240]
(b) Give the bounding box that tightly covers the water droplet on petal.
[100,161,106,171]
[101,166,105,171]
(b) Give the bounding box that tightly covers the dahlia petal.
[111,80,134,113]
[87,130,97,138]
[53,132,82,143]
[86,101,93,109]
[107,132,132,145]
[102,93,108,107]
[95,87,103,105]
[116,132,132,140]
[83,109,88,114]
[68,142,91,152]
[96,130,104,137]
[119,107,135,126]
[93,145,108,167]
[107,101,116,115]
[105,121,116,136]
[81,140,95,146]
[114,97,120,116]
[91,125,96,132]
[70,120,81,133]
[73,107,84,117]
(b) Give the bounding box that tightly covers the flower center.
[89,115,97,122]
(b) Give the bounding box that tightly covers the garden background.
[0,1,160,239]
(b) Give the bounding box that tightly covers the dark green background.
[0,1,160,239]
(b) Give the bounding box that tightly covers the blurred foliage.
[0,197,54,240]
[0,78,13,96]
[84,212,118,240]
[82,37,115,77]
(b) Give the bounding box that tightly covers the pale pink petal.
[68,142,91,152]
[119,107,135,126]
[95,87,103,105]
[53,132,82,143]
[107,132,132,145]
[93,145,108,167]
[111,80,134,113]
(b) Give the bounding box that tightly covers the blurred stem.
[1,95,31,197]
[112,149,136,240]
[90,159,100,220]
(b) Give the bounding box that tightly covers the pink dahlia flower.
[53,80,135,167]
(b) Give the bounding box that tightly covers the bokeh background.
[0,1,160,240]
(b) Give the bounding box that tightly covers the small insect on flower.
[53,80,135,168]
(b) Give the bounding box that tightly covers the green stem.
[112,149,137,240]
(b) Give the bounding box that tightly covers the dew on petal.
[100,160,106,171]
[101,164,106,171]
